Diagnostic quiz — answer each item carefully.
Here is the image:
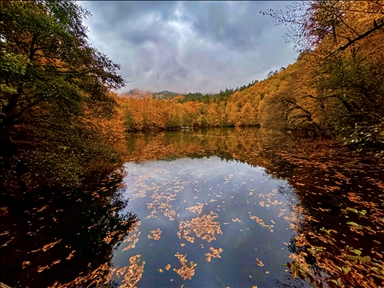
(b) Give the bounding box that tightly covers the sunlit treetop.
[262,0,384,53]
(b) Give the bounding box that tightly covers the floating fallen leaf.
[256,258,264,267]
[37,265,49,273]
[42,239,62,252]
[22,261,31,269]
[66,250,76,260]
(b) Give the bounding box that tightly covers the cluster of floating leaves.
[103,230,125,245]
[158,263,172,273]
[257,189,284,209]
[223,173,234,184]
[112,255,145,288]
[205,246,223,262]
[119,159,296,286]
[147,228,162,240]
[129,173,157,199]
[50,262,112,288]
[178,212,223,243]
[186,203,204,215]
[122,222,141,252]
[39,239,62,253]
[173,252,197,280]
[117,131,384,287]
[249,215,274,232]
[145,183,184,221]
[273,145,384,287]
[37,259,61,273]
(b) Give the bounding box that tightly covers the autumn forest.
[1,1,384,288]
[119,0,384,154]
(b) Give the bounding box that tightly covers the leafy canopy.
[0,0,125,151]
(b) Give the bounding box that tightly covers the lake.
[1,128,383,287]
[111,128,384,288]
[113,157,302,287]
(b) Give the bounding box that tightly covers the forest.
[118,1,384,155]
[1,2,136,286]
[2,1,383,190]
[1,0,384,287]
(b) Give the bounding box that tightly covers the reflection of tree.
[0,171,137,288]
[123,127,384,287]
[261,136,384,287]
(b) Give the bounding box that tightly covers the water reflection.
[118,127,384,287]
[114,157,307,287]
[2,128,382,287]
[0,171,137,288]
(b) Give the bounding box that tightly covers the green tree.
[123,108,136,131]
[0,0,124,153]
[198,115,208,127]
[0,1,125,192]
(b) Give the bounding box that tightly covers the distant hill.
[152,90,183,99]
[119,89,153,99]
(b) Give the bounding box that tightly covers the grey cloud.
[180,1,287,52]
[80,1,296,94]
[87,1,178,26]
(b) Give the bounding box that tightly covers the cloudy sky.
[81,1,297,94]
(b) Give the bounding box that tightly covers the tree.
[261,0,384,150]
[123,108,136,131]
[239,102,257,126]
[0,0,125,153]
[263,1,384,53]
[0,1,125,193]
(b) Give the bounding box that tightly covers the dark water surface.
[113,157,304,287]
[1,128,384,287]
[112,128,384,288]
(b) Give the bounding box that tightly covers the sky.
[80,1,297,94]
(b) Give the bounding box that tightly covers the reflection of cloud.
[118,155,300,286]
[81,1,296,93]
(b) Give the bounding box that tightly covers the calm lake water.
[113,157,305,287]
[1,128,384,287]
[109,128,384,288]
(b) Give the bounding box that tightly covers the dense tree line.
[120,89,260,131]
[120,1,384,154]
[262,0,384,152]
